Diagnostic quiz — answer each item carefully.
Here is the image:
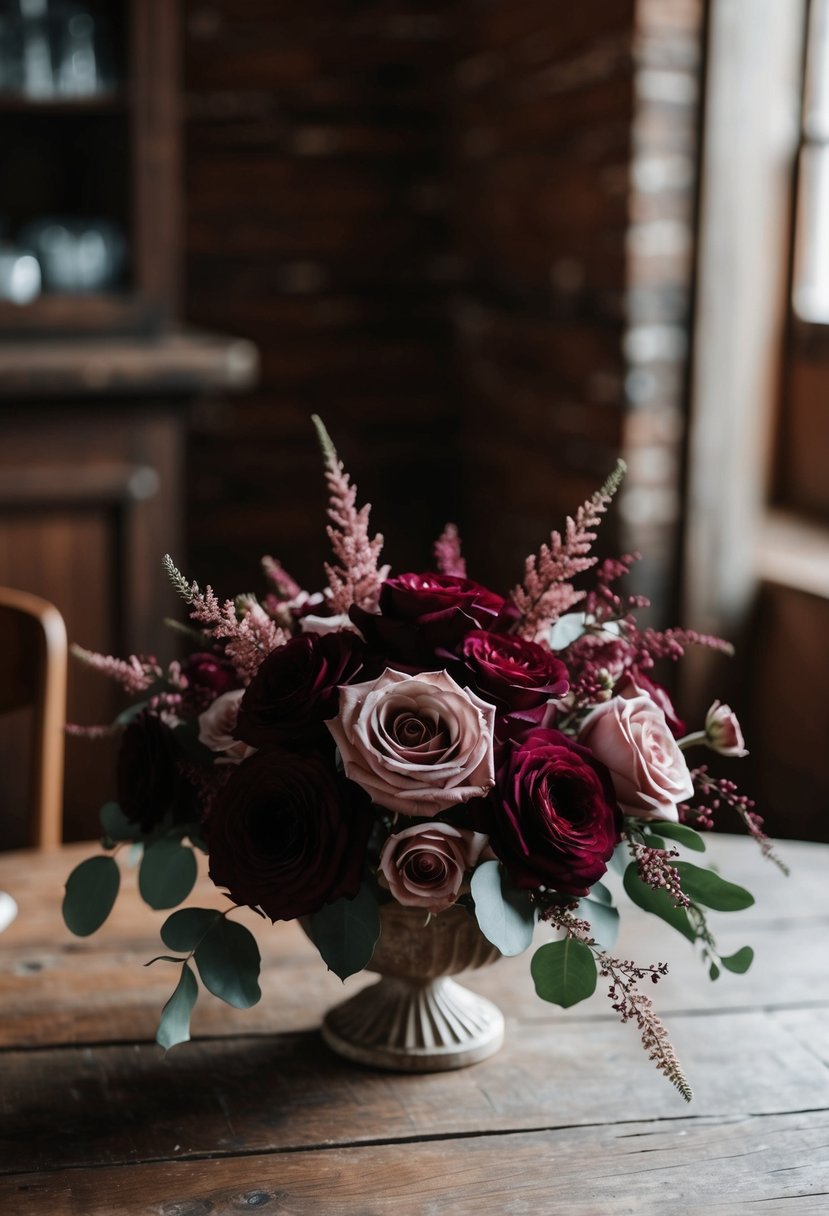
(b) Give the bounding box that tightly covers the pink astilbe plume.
[433,522,467,578]
[313,415,389,614]
[511,460,626,643]
[163,556,287,683]
[70,644,161,695]
[260,555,304,602]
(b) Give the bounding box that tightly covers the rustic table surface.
[0,834,827,1215]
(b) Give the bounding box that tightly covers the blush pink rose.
[579,694,694,822]
[198,690,256,764]
[326,668,496,816]
[379,822,489,913]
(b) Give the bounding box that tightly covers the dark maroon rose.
[460,630,569,711]
[234,631,365,748]
[180,651,240,714]
[117,711,191,833]
[615,668,686,736]
[208,749,373,921]
[486,727,622,896]
[350,572,510,663]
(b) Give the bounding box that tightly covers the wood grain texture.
[0,835,826,1210]
[2,1113,827,1215]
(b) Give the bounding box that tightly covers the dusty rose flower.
[198,689,255,764]
[379,822,488,913]
[326,668,496,816]
[704,701,748,756]
[615,668,685,736]
[579,694,694,822]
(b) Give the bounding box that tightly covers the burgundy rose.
[207,749,373,921]
[350,572,510,663]
[180,651,240,714]
[234,631,365,748]
[487,727,621,895]
[117,711,192,833]
[460,629,569,711]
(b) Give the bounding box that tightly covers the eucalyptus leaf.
[674,862,755,912]
[194,918,261,1009]
[62,855,120,937]
[609,842,628,877]
[576,893,620,951]
[156,962,198,1051]
[586,880,614,906]
[650,821,707,853]
[309,885,381,980]
[139,839,198,910]
[100,801,134,844]
[709,961,720,981]
[623,863,697,943]
[160,907,221,953]
[720,946,754,974]
[531,938,597,1008]
[471,860,536,957]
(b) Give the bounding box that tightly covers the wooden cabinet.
[0,4,258,847]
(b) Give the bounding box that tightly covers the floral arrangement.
[63,417,786,1100]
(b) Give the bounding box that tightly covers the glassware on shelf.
[0,2,114,101]
[20,217,125,293]
[0,246,42,304]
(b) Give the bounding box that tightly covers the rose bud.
[327,667,496,817]
[579,694,694,822]
[704,701,748,757]
[379,822,489,914]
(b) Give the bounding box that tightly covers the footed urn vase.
[317,902,504,1073]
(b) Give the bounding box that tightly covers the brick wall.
[182,0,704,616]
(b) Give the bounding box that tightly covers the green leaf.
[308,885,381,980]
[145,955,186,966]
[674,862,755,912]
[623,863,697,943]
[531,939,597,1008]
[709,961,720,980]
[156,962,198,1051]
[62,855,120,937]
[720,946,754,974]
[160,907,221,953]
[576,893,620,951]
[586,880,614,906]
[649,822,706,853]
[194,918,261,1009]
[471,860,536,957]
[100,802,134,844]
[139,839,198,910]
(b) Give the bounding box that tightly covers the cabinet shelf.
[0,91,125,116]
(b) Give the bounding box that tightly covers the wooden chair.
[0,587,67,850]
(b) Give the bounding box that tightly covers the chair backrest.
[0,587,67,850]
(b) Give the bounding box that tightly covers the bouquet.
[63,417,786,1100]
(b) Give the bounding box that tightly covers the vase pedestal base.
[321,974,504,1073]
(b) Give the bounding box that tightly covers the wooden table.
[0,835,827,1214]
